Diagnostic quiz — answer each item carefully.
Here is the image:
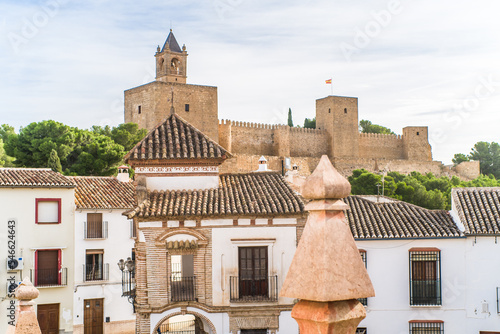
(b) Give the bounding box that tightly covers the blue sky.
[1,0,499,164]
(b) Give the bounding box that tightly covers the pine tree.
[287,108,293,127]
[48,149,62,173]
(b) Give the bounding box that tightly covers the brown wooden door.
[37,304,59,334]
[239,247,268,298]
[84,298,104,334]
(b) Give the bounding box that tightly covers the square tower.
[316,96,359,159]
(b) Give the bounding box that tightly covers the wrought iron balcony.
[170,276,196,302]
[230,276,278,302]
[84,263,109,281]
[410,279,441,306]
[30,268,68,287]
[84,220,108,239]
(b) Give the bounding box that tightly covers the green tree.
[452,153,469,165]
[303,117,316,129]
[469,141,500,178]
[0,124,15,142]
[359,120,395,135]
[0,139,15,167]
[287,108,293,127]
[110,123,148,151]
[48,149,62,173]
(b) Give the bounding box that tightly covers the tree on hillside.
[303,117,316,129]
[359,120,395,135]
[453,141,500,178]
[287,108,293,127]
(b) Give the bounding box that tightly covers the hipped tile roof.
[71,176,136,209]
[345,196,461,239]
[452,187,500,235]
[0,168,75,188]
[124,113,230,163]
[125,172,304,219]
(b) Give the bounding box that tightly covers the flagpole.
[331,76,333,96]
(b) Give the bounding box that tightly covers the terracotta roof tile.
[70,176,136,209]
[0,168,75,188]
[345,196,462,239]
[124,113,230,163]
[452,187,500,235]
[125,172,304,219]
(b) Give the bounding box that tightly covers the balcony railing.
[84,263,109,281]
[170,276,196,302]
[31,268,68,287]
[410,280,441,306]
[84,221,108,239]
[230,276,278,302]
[158,319,195,334]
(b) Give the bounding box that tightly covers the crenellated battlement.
[359,132,402,140]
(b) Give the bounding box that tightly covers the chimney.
[117,165,130,183]
[258,156,268,172]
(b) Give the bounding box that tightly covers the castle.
[124,30,479,180]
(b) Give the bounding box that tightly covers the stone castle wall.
[358,133,405,160]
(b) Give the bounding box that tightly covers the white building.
[0,168,76,334]
[70,172,136,334]
[123,113,307,334]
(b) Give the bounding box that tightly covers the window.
[241,330,268,334]
[185,104,190,112]
[85,213,107,239]
[356,328,367,334]
[33,249,67,287]
[85,249,108,281]
[358,250,367,306]
[409,321,444,334]
[170,254,195,302]
[138,105,141,114]
[130,219,136,238]
[409,248,441,306]
[344,108,347,114]
[36,198,61,224]
[416,131,420,135]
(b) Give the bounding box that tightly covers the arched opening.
[171,58,180,75]
[154,313,216,334]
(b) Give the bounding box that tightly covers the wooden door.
[239,247,268,298]
[84,298,104,334]
[37,304,59,334]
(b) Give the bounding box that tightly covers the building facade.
[123,113,306,334]
[0,168,76,334]
[71,172,136,334]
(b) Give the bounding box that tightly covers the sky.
[0,0,499,164]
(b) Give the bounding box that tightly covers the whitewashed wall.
[0,187,75,334]
[73,209,135,332]
[355,238,467,334]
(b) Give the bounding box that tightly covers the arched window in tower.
[171,58,180,75]
[159,58,165,72]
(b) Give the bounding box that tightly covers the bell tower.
[155,29,188,84]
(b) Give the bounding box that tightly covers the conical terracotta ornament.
[280,155,375,333]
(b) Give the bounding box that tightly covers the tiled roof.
[452,187,500,235]
[345,196,462,239]
[70,176,136,209]
[0,168,75,188]
[125,172,304,219]
[124,113,230,163]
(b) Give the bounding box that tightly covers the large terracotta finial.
[281,155,374,333]
[11,277,42,334]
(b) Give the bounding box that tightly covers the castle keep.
[125,31,479,180]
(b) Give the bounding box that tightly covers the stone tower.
[316,96,359,159]
[124,30,219,142]
[155,29,188,84]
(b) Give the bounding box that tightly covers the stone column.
[10,278,42,334]
[280,155,375,333]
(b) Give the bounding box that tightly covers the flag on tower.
[325,79,332,84]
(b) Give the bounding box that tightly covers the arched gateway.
[153,311,217,334]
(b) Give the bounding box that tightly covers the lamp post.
[117,257,136,308]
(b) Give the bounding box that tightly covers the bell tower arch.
[155,29,188,84]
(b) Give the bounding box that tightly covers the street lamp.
[117,257,136,307]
